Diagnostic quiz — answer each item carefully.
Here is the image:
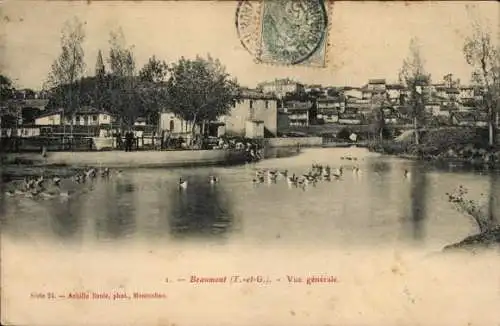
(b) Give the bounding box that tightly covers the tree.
[399,38,431,145]
[371,107,386,141]
[135,56,169,125]
[0,75,15,102]
[139,56,168,83]
[46,17,86,112]
[443,73,460,88]
[166,55,240,142]
[108,28,135,78]
[369,92,389,141]
[463,14,500,147]
[107,28,137,124]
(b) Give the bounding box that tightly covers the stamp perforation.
[236,0,332,68]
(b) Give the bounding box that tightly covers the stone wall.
[264,137,323,148]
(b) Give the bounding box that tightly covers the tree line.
[394,9,499,146]
[43,17,240,134]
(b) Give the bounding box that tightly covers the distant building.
[342,87,363,99]
[458,86,475,102]
[425,101,444,116]
[338,112,363,125]
[316,96,343,123]
[361,79,387,99]
[386,84,405,104]
[158,111,198,136]
[304,84,323,94]
[451,111,488,127]
[221,89,278,137]
[34,107,114,126]
[34,111,62,126]
[259,79,305,99]
[282,100,312,127]
[159,90,278,139]
[0,98,49,125]
[134,117,147,126]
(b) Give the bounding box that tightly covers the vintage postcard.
[1,0,499,325]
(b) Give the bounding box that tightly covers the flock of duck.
[249,155,412,191]
[250,162,362,190]
[3,154,414,198]
[4,167,113,200]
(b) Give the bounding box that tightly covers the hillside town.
[0,75,495,151]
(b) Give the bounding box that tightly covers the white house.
[222,89,278,137]
[317,96,343,123]
[134,117,147,126]
[282,100,312,127]
[158,111,198,135]
[459,86,475,101]
[386,84,405,104]
[361,79,387,100]
[342,87,363,99]
[35,111,62,126]
[34,107,114,126]
[158,89,279,139]
[259,79,305,99]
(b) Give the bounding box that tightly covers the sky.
[1,0,498,91]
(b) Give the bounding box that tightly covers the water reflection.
[0,178,6,221]
[488,172,500,225]
[408,164,428,241]
[49,197,84,239]
[94,176,137,240]
[168,174,233,237]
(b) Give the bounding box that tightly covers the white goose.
[209,175,219,184]
[404,169,411,179]
[332,166,343,179]
[179,178,188,190]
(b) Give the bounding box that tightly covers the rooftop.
[368,79,386,85]
[237,88,277,100]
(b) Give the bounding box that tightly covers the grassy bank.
[443,227,500,252]
[368,127,500,166]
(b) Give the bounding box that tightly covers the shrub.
[337,128,351,141]
[446,185,497,233]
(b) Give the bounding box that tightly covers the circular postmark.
[236,0,328,65]
[235,0,263,59]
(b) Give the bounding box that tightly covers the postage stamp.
[236,0,330,67]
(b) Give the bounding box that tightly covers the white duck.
[179,178,188,189]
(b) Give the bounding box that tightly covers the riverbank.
[443,227,500,252]
[367,127,500,167]
[1,149,251,169]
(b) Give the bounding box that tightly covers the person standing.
[125,129,133,152]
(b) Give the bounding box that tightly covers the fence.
[0,134,194,153]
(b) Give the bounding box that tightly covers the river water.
[1,147,499,326]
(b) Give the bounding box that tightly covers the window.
[265,100,269,109]
[249,100,253,109]
[169,120,175,132]
[92,115,98,122]
[103,115,108,120]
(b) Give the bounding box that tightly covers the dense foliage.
[166,55,240,134]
